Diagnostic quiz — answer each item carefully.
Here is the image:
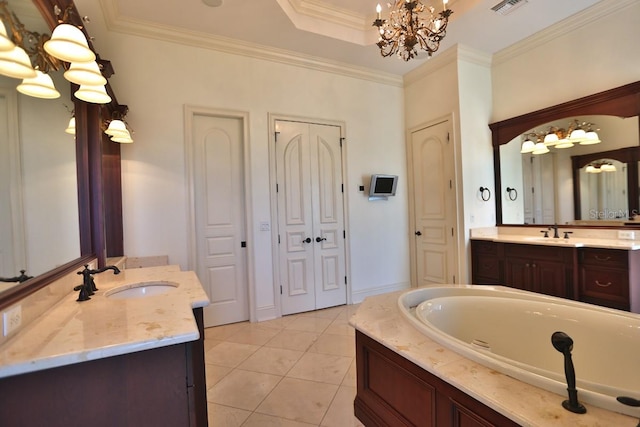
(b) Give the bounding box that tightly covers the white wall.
[491,0,640,122]
[403,46,493,283]
[76,0,409,315]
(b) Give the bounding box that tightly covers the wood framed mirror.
[490,81,640,226]
[0,0,123,310]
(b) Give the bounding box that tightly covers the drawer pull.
[594,255,612,262]
[595,280,612,288]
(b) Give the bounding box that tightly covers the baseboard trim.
[351,282,410,304]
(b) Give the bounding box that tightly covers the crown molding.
[99,0,402,87]
[403,44,491,86]
[493,0,636,65]
[284,0,370,31]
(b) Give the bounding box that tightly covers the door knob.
[415,231,422,236]
[316,237,327,242]
[303,237,312,243]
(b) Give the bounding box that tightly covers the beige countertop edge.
[471,235,640,250]
[349,291,637,427]
[0,267,210,380]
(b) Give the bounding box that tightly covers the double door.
[275,120,346,315]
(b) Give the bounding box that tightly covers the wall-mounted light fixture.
[104,105,133,144]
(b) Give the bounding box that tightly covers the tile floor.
[204,304,364,427]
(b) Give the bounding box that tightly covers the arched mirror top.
[490,81,640,148]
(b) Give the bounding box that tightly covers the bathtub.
[398,285,640,417]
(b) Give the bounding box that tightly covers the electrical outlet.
[259,221,270,231]
[618,230,635,240]
[3,304,22,336]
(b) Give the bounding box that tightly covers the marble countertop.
[0,266,209,379]
[470,228,640,250]
[349,290,637,427]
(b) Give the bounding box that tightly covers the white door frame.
[406,114,463,287]
[268,113,352,317]
[184,105,256,322]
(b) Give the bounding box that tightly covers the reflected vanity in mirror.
[491,81,640,227]
[0,0,124,309]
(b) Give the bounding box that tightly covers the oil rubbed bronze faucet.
[0,270,33,283]
[74,264,121,302]
[548,224,560,238]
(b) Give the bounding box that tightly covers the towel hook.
[479,187,491,202]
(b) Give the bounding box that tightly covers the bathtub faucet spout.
[551,331,586,414]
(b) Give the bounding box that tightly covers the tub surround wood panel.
[350,290,637,426]
[355,331,520,427]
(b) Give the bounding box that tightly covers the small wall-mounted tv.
[369,174,398,199]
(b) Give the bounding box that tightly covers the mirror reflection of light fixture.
[17,69,60,98]
[74,84,111,104]
[372,0,453,61]
[585,161,617,173]
[0,19,13,51]
[532,141,549,155]
[0,45,36,78]
[520,136,535,153]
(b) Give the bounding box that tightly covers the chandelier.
[520,119,601,155]
[372,0,453,61]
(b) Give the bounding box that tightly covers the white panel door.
[411,120,457,285]
[192,113,248,327]
[276,120,346,315]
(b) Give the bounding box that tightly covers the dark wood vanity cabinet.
[470,240,502,285]
[354,331,520,427]
[471,239,640,312]
[503,243,574,299]
[0,308,208,426]
[578,248,640,311]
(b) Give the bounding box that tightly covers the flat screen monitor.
[369,174,398,197]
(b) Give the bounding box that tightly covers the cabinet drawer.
[505,243,572,262]
[580,248,628,269]
[471,240,498,255]
[580,266,629,301]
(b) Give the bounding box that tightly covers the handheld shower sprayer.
[551,331,587,414]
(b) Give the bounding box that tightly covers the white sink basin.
[106,281,178,299]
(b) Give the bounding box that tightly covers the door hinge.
[276,183,279,193]
[341,184,344,193]
[451,228,454,236]
[447,132,450,142]
[449,179,452,189]
[453,275,456,284]
[278,235,281,244]
[241,241,246,248]
[344,276,347,285]
[280,285,283,295]
[343,230,346,239]
[275,131,280,142]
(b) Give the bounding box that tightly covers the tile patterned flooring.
[204,304,364,426]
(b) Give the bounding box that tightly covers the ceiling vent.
[491,0,528,15]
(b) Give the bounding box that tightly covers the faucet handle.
[540,230,549,238]
[563,231,573,239]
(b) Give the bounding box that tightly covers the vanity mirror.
[490,81,640,226]
[0,0,123,310]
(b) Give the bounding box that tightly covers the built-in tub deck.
[398,285,640,418]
